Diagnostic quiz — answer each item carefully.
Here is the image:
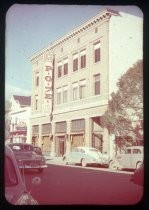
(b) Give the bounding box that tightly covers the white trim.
[94,42,101,49]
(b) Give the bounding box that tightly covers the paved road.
[24,163,143,205]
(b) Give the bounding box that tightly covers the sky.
[5,4,143,100]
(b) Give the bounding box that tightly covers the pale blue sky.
[5,4,143,100]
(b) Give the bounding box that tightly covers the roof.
[30,8,120,61]
[13,95,31,106]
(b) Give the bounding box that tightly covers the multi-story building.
[9,95,31,144]
[30,9,143,157]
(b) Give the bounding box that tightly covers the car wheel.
[136,162,142,169]
[109,160,118,170]
[38,168,44,173]
[81,159,87,167]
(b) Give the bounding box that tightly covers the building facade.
[30,9,143,157]
[9,95,31,144]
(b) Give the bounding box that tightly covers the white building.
[30,8,143,157]
[9,95,31,144]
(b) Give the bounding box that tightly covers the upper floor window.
[35,72,39,86]
[72,82,78,101]
[63,86,68,103]
[73,54,78,72]
[94,74,100,95]
[57,62,62,78]
[80,50,86,69]
[35,95,38,110]
[94,42,100,63]
[95,27,98,33]
[57,88,62,104]
[79,80,86,99]
[63,59,68,75]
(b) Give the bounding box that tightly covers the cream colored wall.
[30,11,115,155]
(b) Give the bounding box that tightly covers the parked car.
[130,162,144,186]
[8,143,47,173]
[62,146,109,167]
[109,146,143,170]
[5,144,40,205]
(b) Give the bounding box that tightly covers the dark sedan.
[8,143,47,173]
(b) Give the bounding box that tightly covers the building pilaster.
[50,122,56,156]
[85,117,92,147]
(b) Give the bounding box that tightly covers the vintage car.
[8,143,47,173]
[5,144,40,205]
[62,146,109,167]
[109,146,143,170]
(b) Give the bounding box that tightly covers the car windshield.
[10,145,34,152]
[5,156,18,186]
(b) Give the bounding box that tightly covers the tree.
[101,60,143,149]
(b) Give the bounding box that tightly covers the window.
[58,65,62,78]
[63,59,68,75]
[57,88,62,104]
[63,86,68,103]
[79,80,86,99]
[42,123,52,134]
[94,42,100,63]
[73,54,78,72]
[35,73,39,86]
[80,50,86,69]
[56,121,67,133]
[95,27,98,33]
[133,149,141,154]
[72,83,78,100]
[35,95,38,110]
[126,149,131,154]
[71,119,85,132]
[32,125,39,135]
[94,74,100,95]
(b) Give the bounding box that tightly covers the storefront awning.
[10,130,27,136]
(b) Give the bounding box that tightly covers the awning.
[10,130,27,136]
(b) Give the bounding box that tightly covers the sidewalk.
[44,155,64,165]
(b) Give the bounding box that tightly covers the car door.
[117,148,132,168]
[69,148,79,164]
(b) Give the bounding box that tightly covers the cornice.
[30,8,120,62]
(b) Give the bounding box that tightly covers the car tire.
[81,159,87,167]
[109,160,118,170]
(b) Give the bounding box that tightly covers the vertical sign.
[44,54,53,114]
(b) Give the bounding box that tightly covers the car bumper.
[19,164,47,169]
[88,160,109,166]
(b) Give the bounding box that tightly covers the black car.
[8,143,47,173]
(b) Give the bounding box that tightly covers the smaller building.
[9,95,31,144]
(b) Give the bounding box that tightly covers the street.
[24,163,143,205]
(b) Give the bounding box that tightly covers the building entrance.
[55,136,66,156]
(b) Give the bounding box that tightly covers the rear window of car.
[125,149,131,154]
[5,156,18,186]
[133,149,142,154]
[10,145,33,152]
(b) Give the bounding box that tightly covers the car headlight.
[16,193,38,205]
